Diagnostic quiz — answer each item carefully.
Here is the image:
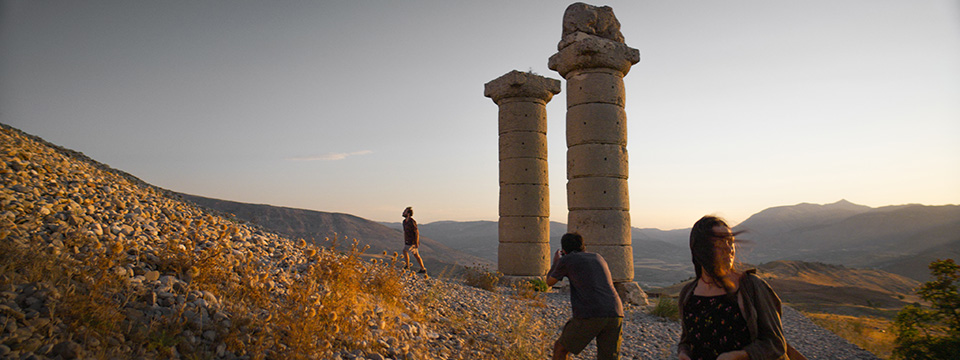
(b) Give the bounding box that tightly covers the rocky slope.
[0,123,481,359]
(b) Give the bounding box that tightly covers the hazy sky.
[2,0,958,230]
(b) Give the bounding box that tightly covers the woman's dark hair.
[690,215,742,294]
[402,207,413,217]
[561,233,585,254]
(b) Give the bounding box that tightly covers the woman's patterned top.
[682,293,751,360]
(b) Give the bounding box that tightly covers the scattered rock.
[51,340,83,359]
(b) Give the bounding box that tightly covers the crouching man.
[546,233,624,360]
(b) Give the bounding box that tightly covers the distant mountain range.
[385,200,958,287]
[181,193,958,287]
[733,200,960,280]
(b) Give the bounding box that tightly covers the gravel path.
[408,276,881,360]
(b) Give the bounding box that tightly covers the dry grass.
[491,296,552,359]
[648,295,680,321]
[0,216,416,359]
[463,264,502,292]
[804,312,896,359]
[509,279,546,303]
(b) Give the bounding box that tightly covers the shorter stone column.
[485,70,561,277]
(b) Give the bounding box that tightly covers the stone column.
[484,70,561,277]
[549,3,647,304]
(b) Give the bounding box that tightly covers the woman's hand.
[552,249,562,265]
[716,350,748,360]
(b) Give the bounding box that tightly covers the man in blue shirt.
[546,233,624,360]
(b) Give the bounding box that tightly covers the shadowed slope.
[180,194,491,269]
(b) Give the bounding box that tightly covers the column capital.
[548,33,640,78]
[484,70,561,105]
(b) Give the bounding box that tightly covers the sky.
[2,0,958,230]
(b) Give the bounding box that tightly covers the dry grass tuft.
[648,295,680,321]
[491,296,552,359]
[463,265,502,292]
[804,312,895,359]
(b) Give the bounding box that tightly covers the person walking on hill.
[402,206,427,274]
[546,232,624,360]
[677,215,801,360]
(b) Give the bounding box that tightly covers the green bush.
[648,295,680,321]
[892,259,960,360]
[528,278,549,292]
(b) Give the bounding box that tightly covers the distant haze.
[2,0,958,229]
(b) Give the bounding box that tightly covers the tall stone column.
[549,3,646,303]
[484,70,561,277]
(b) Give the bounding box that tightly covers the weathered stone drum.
[484,70,561,276]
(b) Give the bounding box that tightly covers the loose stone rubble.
[0,123,472,359]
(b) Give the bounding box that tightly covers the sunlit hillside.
[0,123,552,359]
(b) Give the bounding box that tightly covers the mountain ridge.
[187,193,957,286]
[180,194,492,271]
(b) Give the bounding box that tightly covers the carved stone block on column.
[567,209,631,245]
[498,242,550,276]
[548,34,640,78]
[499,101,548,134]
[565,68,625,108]
[484,70,562,105]
[500,158,548,185]
[567,144,627,178]
[500,184,549,217]
[499,216,550,244]
[566,103,627,146]
[567,177,629,210]
[499,132,547,161]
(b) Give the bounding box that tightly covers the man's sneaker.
[418,269,427,274]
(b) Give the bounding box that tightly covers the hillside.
[735,199,873,236]
[757,261,921,318]
[652,260,921,318]
[0,123,416,358]
[878,238,960,281]
[180,194,491,271]
[0,123,567,359]
[734,201,960,280]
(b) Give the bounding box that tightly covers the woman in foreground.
[677,215,789,360]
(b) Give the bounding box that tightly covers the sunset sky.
[2,0,958,230]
